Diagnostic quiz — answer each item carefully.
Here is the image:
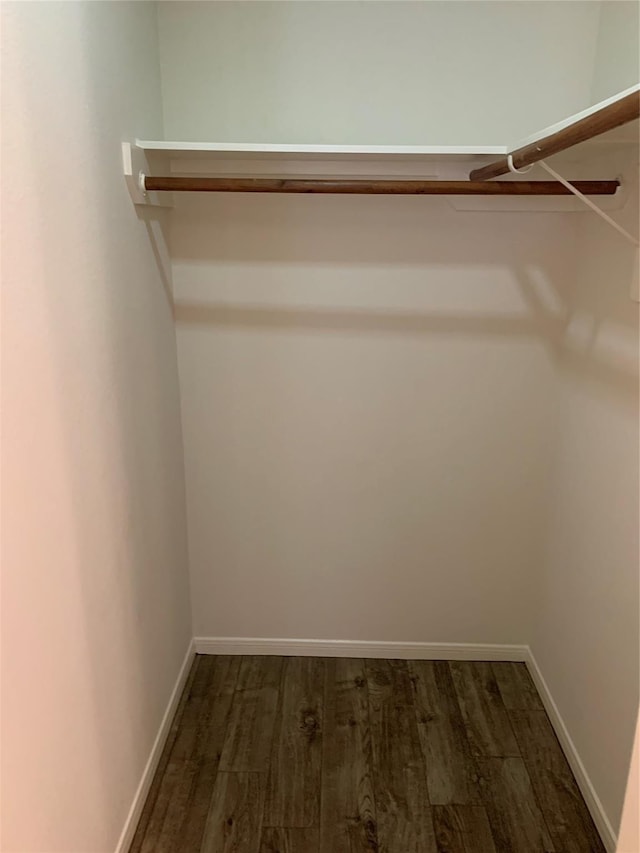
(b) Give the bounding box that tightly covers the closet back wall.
[531,151,640,837]
[171,194,576,643]
[158,1,601,145]
[159,0,593,644]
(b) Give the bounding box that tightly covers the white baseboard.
[114,639,195,853]
[525,649,617,853]
[194,636,528,661]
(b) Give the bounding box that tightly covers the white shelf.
[137,84,638,171]
[135,141,510,181]
[136,140,506,162]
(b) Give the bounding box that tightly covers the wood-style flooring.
[130,656,605,853]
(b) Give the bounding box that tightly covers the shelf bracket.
[122,142,172,208]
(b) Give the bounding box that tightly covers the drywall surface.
[530,153,639,838]
[1,4,191,852]
[591,0,640,103]
[157,1,600,145]
[172,192,576,642]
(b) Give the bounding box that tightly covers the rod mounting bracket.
[122,142,172,208]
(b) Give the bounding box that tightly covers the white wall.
[591,0,640,103]
[529,151,639,841]
[172,192,576,643]
[1,4,192,851]
[157,0,600,145]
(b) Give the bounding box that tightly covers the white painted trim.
[525,649,617,853]
[193,636,528,661]
[114,640,196,853]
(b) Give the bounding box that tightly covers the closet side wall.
[157,1,600,145]
[591,0,640,102]
[1,4,192,852]
[530,155,639,837]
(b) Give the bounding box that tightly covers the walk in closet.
[3,2,639,852]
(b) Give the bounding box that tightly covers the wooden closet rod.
[143,177,619,195]
[470,90,640,182]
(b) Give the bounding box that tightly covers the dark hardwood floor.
[129,656,605,853]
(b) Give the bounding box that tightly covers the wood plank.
[477,757,555,852]
[219,656,283,772]
[175,758,219,853]
[259,828,320,853]
[263,657,325,827]
[134,656,221,853]
[491,663,544,711]
[176,656,241,759]
[129,654,199,853]
[432,805,497,853]
[144,176,620,196]
[176,656,242,852]
[365,659,437,852]
[510,710,605,852]
[235,656,283,692]
[320,658,379,853]
[449,662,520,758]
[201,772,265,853]
[409,661,482,805]
[138,656,240,853]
